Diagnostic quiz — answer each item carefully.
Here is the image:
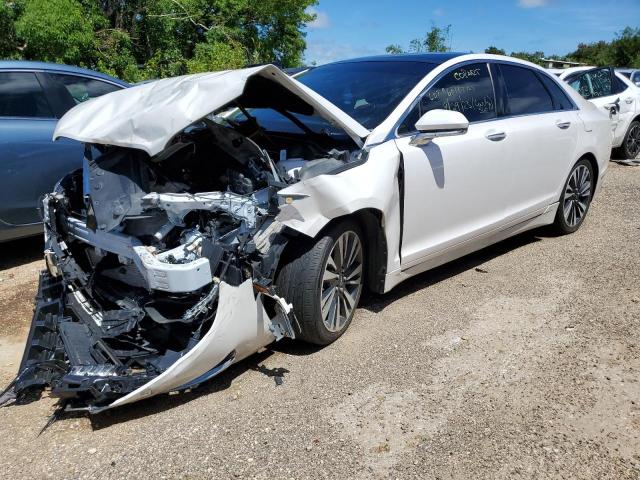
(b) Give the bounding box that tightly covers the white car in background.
[617,68,640,88]
[3,53,611,413]
[558,67,640,160]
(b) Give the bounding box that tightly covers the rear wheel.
[617,120,640,160]
[276,221,364,345]
[551,158,594,235]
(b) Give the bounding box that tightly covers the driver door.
[394,62,511,268]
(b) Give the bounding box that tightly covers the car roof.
[329,52,465,65]
[0,60,129,86]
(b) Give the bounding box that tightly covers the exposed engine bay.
[1,111,365,413]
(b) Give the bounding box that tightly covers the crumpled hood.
[53,64,369,156]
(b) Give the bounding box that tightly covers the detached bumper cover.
[2,271,290,413]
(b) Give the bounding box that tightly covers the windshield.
[233,61,437,135]
[296,61,437,129]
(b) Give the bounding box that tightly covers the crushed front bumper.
[1,271,293,413]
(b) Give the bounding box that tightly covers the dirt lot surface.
[0,163,639,479]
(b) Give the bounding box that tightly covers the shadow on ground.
[34,230,542,429]
[0,236,43,272]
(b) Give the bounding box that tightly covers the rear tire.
[615,120,640,160]
[551,158,594,235]
[276,221,365,345]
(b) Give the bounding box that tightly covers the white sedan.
[558,66,640,160]
[3,53,611,413]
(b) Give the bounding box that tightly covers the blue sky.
[303,0,640,65]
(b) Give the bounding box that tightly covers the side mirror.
[410,109,469,146]
[635,81,640,88]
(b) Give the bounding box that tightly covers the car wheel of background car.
[552,158,594,235]
[276,221,364,345]
[616,120,640,160]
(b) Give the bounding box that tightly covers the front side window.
[567,68,614,100]
[499,64,554,115]
[0,72,53,118]
[49,74,120,104]
[398,63,496,134]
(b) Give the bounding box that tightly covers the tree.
[568,27,640,67]
[385,25,451,55]
[509,51,546,66]
[425,25,450,52]
[485,46,506,55]
[15,0,96,66]
[0,1,18,59]
[385,44,404,55]
[1,0,318,81]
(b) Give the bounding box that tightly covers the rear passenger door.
[494,63,580,218]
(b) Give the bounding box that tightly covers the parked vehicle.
[3,54,611,413]
[0,61,129,242]
[558,66,640,159]
[617,68,640,87]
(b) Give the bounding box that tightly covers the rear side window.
[499,64,553,115]
[0,72,53,118]
[537,73,574,110]
[567,68,614,100]
[49,74,120,104]
[398,62,496,134]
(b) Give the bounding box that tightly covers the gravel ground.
[0,162,639,479]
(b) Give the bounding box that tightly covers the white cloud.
[307,7,331,29]
[517,0,549,7]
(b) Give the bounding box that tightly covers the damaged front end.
[2,80,367,412]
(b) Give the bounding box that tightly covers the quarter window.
[0,72,53,118]
[536,73,574,111]
[398,62,496,135]
[499,64,553,115]
[50,74,120,104]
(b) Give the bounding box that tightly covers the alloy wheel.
[626,124,640,158]
[320,231,363,332]
[563,164,592,228]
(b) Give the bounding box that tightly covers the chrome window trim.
[390,59,579,141]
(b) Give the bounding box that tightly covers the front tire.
[276,221,365,345]
[616,120,640,160]
[551,158,594,235]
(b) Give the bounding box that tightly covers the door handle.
[485,131,506,141]
[625,97,634,104]
[556,120,571,129]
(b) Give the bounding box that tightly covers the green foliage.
[509,51,546,66]
[15,0,96,65]
[385,44,403,55]
[485,46,506,56]
[0,1,18,59]
[187,39,245,73]
[486,27,640,68]
[568,27,640,68]
[387,25,451,54]
[2,0,317,82]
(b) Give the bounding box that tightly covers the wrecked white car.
[2,54,611,413]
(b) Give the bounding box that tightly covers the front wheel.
[551,159,594,235]
[616,120,640,160]
[276,221,365,345]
